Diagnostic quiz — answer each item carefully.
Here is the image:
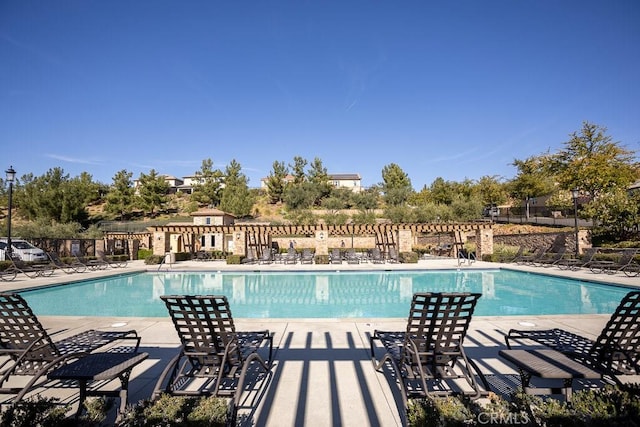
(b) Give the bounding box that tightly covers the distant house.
[260,173,362,193]
[133,174,183,194]
[176,174,226,194]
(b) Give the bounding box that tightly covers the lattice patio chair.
[0,293,146,418]
[154,295,273,424]
[505,290,640,388]
[370,293,489,421]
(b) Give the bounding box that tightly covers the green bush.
[137,249,153,260]
[226,255,242,264]
[118,394,228,427]
[315,255,330,264]
[407,386,640,427]
[144,255,164,265]
[400,252,419,263]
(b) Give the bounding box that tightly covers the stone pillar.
[397,230,412,253]
[153,232,171,256]
[129,239,140,260]
[95,239,106,258]
[476,228,493,259]
[233,231,246,256]
[577,229,590,255]
[316,230,329,256]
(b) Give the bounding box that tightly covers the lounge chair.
[589,248,639,275]
[534,247,568,267]
[345,248,360,264]
[6,253,55,278]
[504,290,640,389]
[370,293,489,419]
[370,248,385,264]
[154,295,273,424]
[499,246,524,263]
[515,247,548,265]
[96,252,128,268]
[300,248,314,264]
[330,248,342,264]
[283,247,298,264]
[258,249,273,264]
[387,247,400,263]
[0,293,147,418]
[555,246,599,271]
[46,251,87,274]
[241,247,258,264]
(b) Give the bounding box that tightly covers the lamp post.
[571,188,579,255]
[5,166,16,260]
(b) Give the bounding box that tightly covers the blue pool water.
[20,270,632,318]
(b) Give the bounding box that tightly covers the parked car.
[0,239,48,262]
[482,205,500,217]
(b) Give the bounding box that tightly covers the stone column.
[316,230,329,256]
[476,228,494,259]
[129,239,139,260]
[95,238,106,258]
[398,230,412,253]
[233,231,246,256]
[153,232,171,256]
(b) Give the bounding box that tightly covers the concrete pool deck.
[1,257,638,426]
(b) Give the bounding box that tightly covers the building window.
[210,235,215,247]
[201,235,205,247]
[205,217,211,225]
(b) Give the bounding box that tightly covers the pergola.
[134,222,495,259]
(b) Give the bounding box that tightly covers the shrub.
[400,252,419,263]
[136,249,153,260]
[226,255,242,264]
[144,255,163,265]
[118,394,228,427]
[315,255,330,264]
[0,396,71,427]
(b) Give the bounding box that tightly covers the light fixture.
[5,166,15,259]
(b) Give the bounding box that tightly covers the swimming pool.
[20,270,633,318]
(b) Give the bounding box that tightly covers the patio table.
[499,349,600,401]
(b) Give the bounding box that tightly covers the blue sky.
[2,1,639,190]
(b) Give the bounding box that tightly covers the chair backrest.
[47,252,64,266]
[0,293,60,368]
[160,295,242,367]
[581,247,599,263]
[591,291,640,373]
[261,249,272,260]
[405,293,481,357]
[615,249,638,268]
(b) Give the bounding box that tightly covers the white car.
[0,239,48,262]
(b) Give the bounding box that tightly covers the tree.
[428,177,456,205]
[548,121,637,199]
[508,156,556,219]
[191,159,223,207]
[381,163,412,206]
[582,188,640,241]
[283,182,316,210]
[307,157,332,205]
[219,159,254,217]
[136,169,169,216]
[13,167,91,224]
[265,161,288,204]
[105,169,135,219]
[289,156,307,185]
[476,175,507,207]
